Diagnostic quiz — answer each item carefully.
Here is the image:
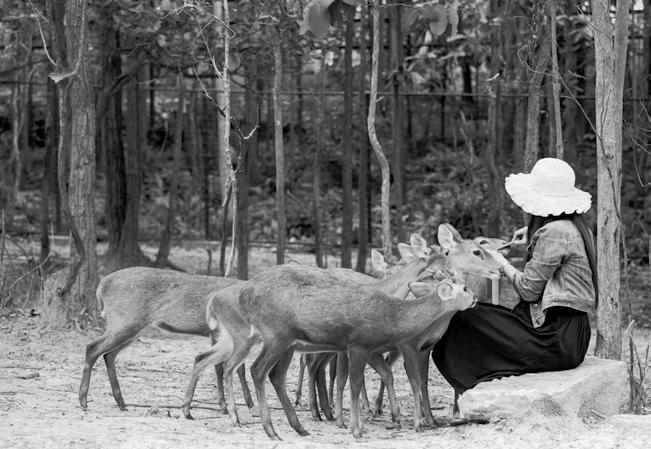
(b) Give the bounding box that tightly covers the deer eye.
[473,249,481,256]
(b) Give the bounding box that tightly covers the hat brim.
[505,173,591,216]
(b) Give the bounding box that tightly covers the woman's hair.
[526,213,598,308]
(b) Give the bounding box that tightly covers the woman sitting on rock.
[432,157,598,421]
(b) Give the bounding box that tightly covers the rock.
[457,356,630,421]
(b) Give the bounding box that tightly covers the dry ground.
[1,241,649,448]
[1,312,650,449]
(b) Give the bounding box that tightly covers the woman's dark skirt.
[431,301,591,393]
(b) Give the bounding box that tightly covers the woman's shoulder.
[533,219,581,242]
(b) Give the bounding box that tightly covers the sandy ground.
[1,313,650,449]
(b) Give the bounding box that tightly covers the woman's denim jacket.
[512,220,595,328]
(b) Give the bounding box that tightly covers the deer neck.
[374,253,447,299]
[396,295,453,339]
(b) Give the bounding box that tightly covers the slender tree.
[389,1,404,243]
[368,0,392,258]
[156,72,185,266]
[341,5,354,268]
[44,0,98,326]
[548,0,563,159]
[272,34,286,264]
[313,54,326,268]
[593,0,631,360]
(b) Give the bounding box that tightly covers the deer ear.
[409,234,430,258]
[408,282,436,298]
[438,223,462,249]
[436,281,455,301]
[371,249,389,273]
[398,243,417,263]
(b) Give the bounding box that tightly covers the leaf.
[423,4,448,36]
[448,4,459,35]
[428,9,448,36]
[160,0,171,11]
[301,0,336,39]
[402,6,420,34]
[330,0,356,27]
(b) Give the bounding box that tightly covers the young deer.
[300,229,506,423]
[78,267,254,412]
[340,225,504,430]
[181,235,433,429]
[181,225,501,439]
[200,270,475,440]
[295,245,415,422]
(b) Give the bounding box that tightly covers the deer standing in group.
[370,234,510,425]
[78,268,254,412]
[297,227,505,429]
[180,224,501,439]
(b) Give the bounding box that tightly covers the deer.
[78,267,254,412]
[181,235,433,430]
[336,226,505,430]
[369,234,511,428]
[180,224,501,439]
[182,267,477,440]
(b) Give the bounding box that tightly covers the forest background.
[0,0,648,359]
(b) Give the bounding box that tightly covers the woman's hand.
[511,227,528,246]
[486,249,510,269]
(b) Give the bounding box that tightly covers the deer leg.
[417,346,438,427]
[368,352,401,430]
[316,355,334,421]
[295,354,307,406]
[307,355,321,421]
[360,375,370,412]
[223,367,240,427]
[208,333,229,413]
[236,364,254,409]
[251,343,299,440]
[79,325,140,410]
[182,329,235,420]
[399,346,423,432]
[334,351,348,428]
[453,389,460,418]
[347,347,370,439]
[328,356,336,409]
[212,363,228,413]
[268,348,309,437]
[373,349,400,416]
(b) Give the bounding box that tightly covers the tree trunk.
[341,6,355,268]
[486,0,503,237]
[549,0,563,159]
[524,41,550,173]
[188,92,202,232]
[313,55,326,268]
[356,12,369,273]
[272,39,286,265]
[43,0,98,327]
[237,55,257,280]
[97,5,126,264]
[593,0,631,360]
[156,74,185,266]
[40,77,57,263]
[368,0,392,258]
[390,1,404,243]
[115,63,144,268]
[201,96,211,239]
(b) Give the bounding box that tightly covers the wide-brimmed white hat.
[505,158,591,216]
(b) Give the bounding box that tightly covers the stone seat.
[457,356,630,421]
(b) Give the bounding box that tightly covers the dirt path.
[1,314,650,449]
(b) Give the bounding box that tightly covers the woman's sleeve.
[512,226,567,303]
